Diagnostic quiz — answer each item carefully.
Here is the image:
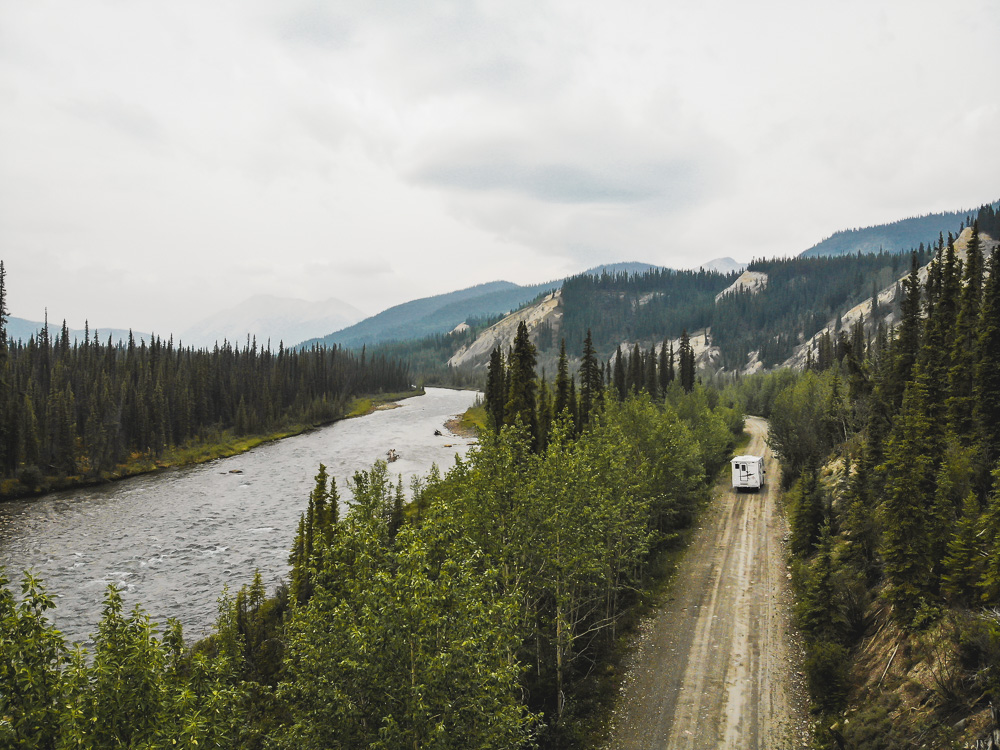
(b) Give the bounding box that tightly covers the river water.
[0,387,479,645]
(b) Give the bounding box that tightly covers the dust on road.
[606,416,812,749]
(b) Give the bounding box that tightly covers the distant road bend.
[607,416,811,749]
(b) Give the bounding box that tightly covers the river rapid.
[0,387,480,645]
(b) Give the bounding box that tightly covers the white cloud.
[0,0,997,334]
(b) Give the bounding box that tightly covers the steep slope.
[783,227,999,370]
[447,291,562,369]
[715,270,768,302]
[799,201,997,258]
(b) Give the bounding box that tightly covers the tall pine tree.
[504,322,538,447]
[578,330,602,428]
[679,330,695,392]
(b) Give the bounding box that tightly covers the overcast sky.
[1,0,997,335]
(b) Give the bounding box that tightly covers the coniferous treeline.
[753,222,1000,745]
[715,247,933,368]
[559,267,728,354]
[0,262,410,496]
[483,323,700,456]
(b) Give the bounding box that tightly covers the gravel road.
[605,416,812,749]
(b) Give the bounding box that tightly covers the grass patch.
[456,405,486,433]
[346,389,425,418]
[733,428,752,454]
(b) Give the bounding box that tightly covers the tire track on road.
[607,417,811,749]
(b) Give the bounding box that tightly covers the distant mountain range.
[299,280,561,350]
[799,202,998,258]
[180,295,366,349]
[300,261,742,350]
[10,196,995,353]
[697,257,745,275]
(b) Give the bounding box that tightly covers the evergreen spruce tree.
[979,462,1000,604]
[842,445,877,574]
[886,252,923,412]
[554,339,571,417]
[504,321,538,447]
[974,243,1000,464]
[881,368,937,620]
[612,346,626,401]
[918,239,960,433]
[627,343,643,395]
[679,330,695,392]
[948,222,983,439]
[578,329,601,428]
[644,345,658,399]
[537,376,553,451]
[940,492,983,606]
[567,377,578,432]
[389,476,405,539]
[798,524,844,642]
[485,346,506,430]
[789,467,825,556]
[658,338,671,394]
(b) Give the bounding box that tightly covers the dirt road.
[606,416,811,749]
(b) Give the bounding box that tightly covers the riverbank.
[444,403,486,438]
[0,388,424,501]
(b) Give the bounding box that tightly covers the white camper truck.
[731,455,765,492]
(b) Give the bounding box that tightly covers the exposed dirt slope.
[781,227,999,370]
[606,417,811,749]
[447,290,562,369]
[714,270,768,302]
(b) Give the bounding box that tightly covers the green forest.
[0,261,412,498]
[4,205,999,748]
[558,246,936,370]
[743,221,1000,746]
[1,313,743,748]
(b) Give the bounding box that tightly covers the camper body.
[731,455,765,492]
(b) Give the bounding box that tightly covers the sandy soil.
[605,416,812,749]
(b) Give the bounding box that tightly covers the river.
[0,387,480,645]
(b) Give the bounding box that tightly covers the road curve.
[606,416,811,749]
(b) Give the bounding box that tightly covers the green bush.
[805,640,850,713]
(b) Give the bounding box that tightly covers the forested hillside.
[1,319,742,748]
[799,201,998,258]
[713,248,933,368]
[550,248,933,371]
[558,268,729,355]
[0,262,411,498]
[742,221,1000,746]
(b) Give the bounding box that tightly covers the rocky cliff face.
[447,291,563,370]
